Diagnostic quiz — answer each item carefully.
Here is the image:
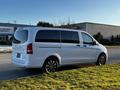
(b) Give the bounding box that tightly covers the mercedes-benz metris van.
[12,27,108,73]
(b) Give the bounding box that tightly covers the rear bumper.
[12,52,45,68]
[12,58,43,68]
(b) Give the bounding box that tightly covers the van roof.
[20,27,85,32]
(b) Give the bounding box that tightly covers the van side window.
[61,31,79,44]
[35,30,60,42]
[81,32,93,44]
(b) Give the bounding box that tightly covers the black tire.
[42,57,58,73]
[96,53,106,66]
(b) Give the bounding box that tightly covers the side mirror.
[92,41,97,45]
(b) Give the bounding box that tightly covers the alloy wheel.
[97,54,106,65]
[44,59,58,73]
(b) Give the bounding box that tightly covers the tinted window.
[13,30,28,44]
[35,30,60,42]
[81,32,93,44]
[61,31,79,44]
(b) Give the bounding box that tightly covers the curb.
[0,47,12,53]
[106,46,120,48]
[0,51,12,53]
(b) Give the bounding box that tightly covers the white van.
[12,27,108,73]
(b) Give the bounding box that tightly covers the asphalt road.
[0,48,120,80]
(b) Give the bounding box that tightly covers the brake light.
[27,43,33,54]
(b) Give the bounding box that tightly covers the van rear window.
[13,30,28,44]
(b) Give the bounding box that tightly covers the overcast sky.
[0,0,120,25]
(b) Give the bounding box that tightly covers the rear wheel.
[96,54,106,66]
[42,57,58,73]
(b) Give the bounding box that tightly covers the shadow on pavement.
[0,63,95,80]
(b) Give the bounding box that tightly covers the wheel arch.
[42,54,61,67]
[97,52,107,60]
[96,52,107,65]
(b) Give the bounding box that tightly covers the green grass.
[0,64,120,90]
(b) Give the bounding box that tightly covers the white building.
[60,22,120,40]
[0,26,14,41]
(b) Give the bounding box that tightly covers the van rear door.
[12,29,29,64]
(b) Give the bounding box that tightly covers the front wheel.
[42,58,58,73]
[96,54,106,66]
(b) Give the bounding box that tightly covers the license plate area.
[16,53,21,58]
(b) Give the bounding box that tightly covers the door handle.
[76,45,80,47]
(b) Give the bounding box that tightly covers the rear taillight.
[27,43,33,54]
